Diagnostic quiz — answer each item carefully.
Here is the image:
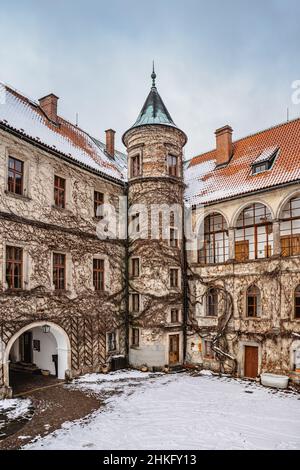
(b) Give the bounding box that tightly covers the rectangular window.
[170,228,178,248]
[8,157,24,195]
[204,340,214,359]
[168,154,178,177]
[132,328,140,347]
[295,292,300,319]
[131,293,140,312]
[170,268,179,288]
[93,259,105,291]
[131,213,140,234]
[53,253,66,290]
[131,258,140,278]
[108,331,116,352]
[171,309,179,324]
[131,155,140,178]
[54,175,66,209]
[6,246,23,289]
[94,191,104,218]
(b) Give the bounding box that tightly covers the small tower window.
[295,286,300,319]
[168,154,178,177]
[131,155,141,178]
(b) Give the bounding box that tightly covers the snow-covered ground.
[25,370,300,450]
[0,398,32,439]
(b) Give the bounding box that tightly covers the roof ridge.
[1,80,126,157]
[191,116,300,163]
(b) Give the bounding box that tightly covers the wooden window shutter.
[235,240,249,262]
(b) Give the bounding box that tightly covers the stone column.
[228,227,235,261]
[273,220,281,256]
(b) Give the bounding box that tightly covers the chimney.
[215,125,233,166]
[105,129,116,158]
[39,93,59,123]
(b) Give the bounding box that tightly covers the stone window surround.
[129,256,141,278]
[130,327,140,349]
[92,188,109,220]
[129,150,142,179]
[106,329,119,353]
[52,170,72,212]
[50,251,73,292]
[244,284,263,320]
[129,292,142,313]
[2,241,30,291]
[91,254,111,292]
[169,307,182,325]
[169,266,181,290]
[4,147,31,199]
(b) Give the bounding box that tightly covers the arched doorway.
[2,322,71,395]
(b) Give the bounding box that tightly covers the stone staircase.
[10,362,41,375]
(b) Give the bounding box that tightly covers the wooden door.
[169,335,180,365]
[244,346,258,379]
[22,332,33,363]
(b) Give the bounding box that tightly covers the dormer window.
[251,146,279,175]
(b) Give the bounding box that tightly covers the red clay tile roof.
[185,118,300,205]
[0,83,127,182]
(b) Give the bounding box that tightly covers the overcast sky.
[0,0,299,158]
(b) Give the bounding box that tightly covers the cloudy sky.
[0,0,299,158]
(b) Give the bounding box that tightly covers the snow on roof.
[0,83,127,183]
[252,145,279,165]
[185,118,300,205]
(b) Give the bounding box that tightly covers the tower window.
[168,154,178,177]
[131,155,141,178]
[246,285,262,318]
[131,293,140,312]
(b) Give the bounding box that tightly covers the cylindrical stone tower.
[123,68,187,370]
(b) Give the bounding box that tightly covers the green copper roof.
[130,67,177,130]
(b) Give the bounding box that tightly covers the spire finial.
[151,61,156,87]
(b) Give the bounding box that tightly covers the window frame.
[131,258,140,278]
[53,252,66,291]
[169,268,180,289]
[198,213,229,265]
[206,288,218,317]
[6,245,23,290]
[295,286,300,320]
[235,204,273,261]
[93,258,105,291]
[8,156,24,196]
[246,285,262,318]
[94,191,104,219]
[107,331,117,352]
[280,196,300,257]
[167,154,178,177]
[131,293,140,313]
[130,154,141,178]
[54,175,66,209]
[131,328,140,347]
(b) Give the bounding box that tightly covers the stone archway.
[2,321,71,397]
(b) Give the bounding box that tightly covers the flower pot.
[41,370,50,376]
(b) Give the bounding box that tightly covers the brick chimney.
[39,94,59,123]
[105,129,116,158]
[215,125,233,166]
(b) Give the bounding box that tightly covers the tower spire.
[151,61,156,88]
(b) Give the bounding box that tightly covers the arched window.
[198,213,229,264]
[295,286,300,319]
[280,195,300,257]
[235,203,273,261]
[246,285,261,318]
[206,288,218,317]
